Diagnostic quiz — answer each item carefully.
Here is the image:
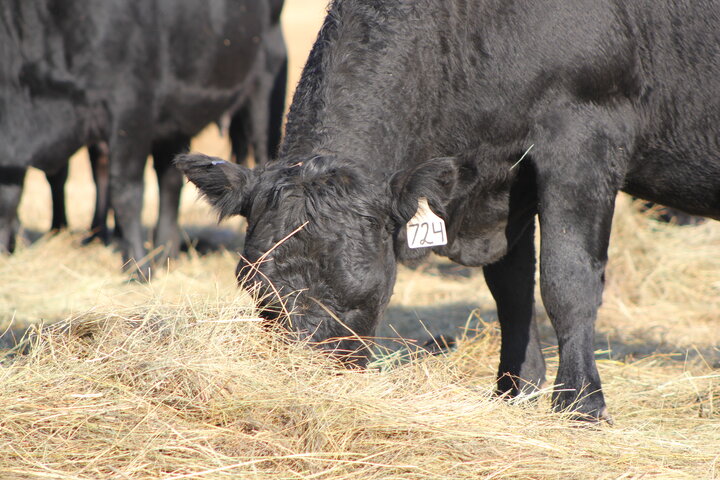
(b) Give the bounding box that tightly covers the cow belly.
[622,148,720,219]
[155,90,242,138]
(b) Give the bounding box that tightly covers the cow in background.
[42,0,287,246]
[0,0,280,277]
[230,0,288,168]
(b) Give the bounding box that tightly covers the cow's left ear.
[390,156,479,225]
[175,153,257,219]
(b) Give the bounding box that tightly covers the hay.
[0,301,717,479]
[600,197,720,358]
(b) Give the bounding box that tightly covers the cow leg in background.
[83,143,114,245]
[109,116,152,279]
[229,52,287,167]
[46,165,69,231]
[0,167,26,253]
[533,107,632,421]
[229,104,252,167]
[248,84,270,166]
[483,220,546,396]
[251,53,288,165]
[267,56,288,161]
[152,135,189,264]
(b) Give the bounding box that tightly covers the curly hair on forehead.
[258,156,391,226]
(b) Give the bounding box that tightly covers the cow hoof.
[599,407,614,426]
[496,371,546,400]
[81,232,101,246]
[552,389,611,424]
[564,406,614,426]
[81,229,113,246]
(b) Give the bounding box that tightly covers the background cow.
[178,0,720,422]
[41,3,288,246]
[0,0,280,276]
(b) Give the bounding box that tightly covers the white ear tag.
[406,197,447,249]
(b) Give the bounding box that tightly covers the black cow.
[177,0,720,422]
[0,0,278,276]
[42,0,287,246]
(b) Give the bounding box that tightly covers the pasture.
[1,0,719,478]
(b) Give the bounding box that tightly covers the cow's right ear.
[390,156,480,225]
[174,153,256,219]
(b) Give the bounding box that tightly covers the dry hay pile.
[601,198,720,359]
[0,188,719,478]
[0,303,717,480]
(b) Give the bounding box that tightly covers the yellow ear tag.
[406,197,447,249]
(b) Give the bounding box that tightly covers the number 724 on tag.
[406,198,448,249]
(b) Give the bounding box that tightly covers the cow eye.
[366,217,382,230]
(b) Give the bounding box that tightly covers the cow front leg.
[152,135,188,265]
[538,211,611,421]
[110,120,152,279]
[83,143,113,245]
[533,108,631,421]
[484,219,546,396]
[267,55,287,161]
[229,105,252,167]
[248,77,271,167]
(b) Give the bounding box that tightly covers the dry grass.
[0,283,717,479]
[601,199,720,357]
[2,0,719,477]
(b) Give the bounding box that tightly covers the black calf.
[178,0,720,422]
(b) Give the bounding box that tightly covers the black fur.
[178,0,720,421]
[230,16,288,168]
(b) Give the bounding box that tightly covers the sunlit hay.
[2,303,718,479]
[4,185,720,479]
[0,231,248,331]
[0,231,125,328]
[1,221,718,478]
[600,195,720,354]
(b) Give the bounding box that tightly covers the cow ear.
[390,156,479,224]
[174,153,256,219]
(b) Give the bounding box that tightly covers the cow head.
[176,154,398,366]
[176,151,520,365]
